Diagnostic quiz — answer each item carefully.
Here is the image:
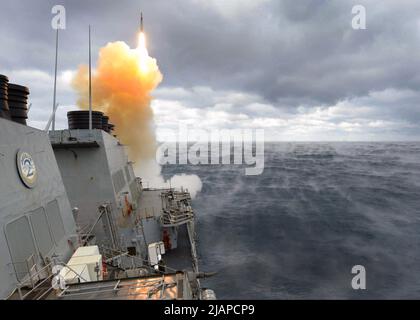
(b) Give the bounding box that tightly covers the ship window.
[5,216,36,281]
[45,200,66,244]
[30,207,54,257]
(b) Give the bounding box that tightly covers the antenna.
[88,25,92,134]
[45,103,60,132]
[52,28,59,132]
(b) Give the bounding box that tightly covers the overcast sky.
[1,0,420,140]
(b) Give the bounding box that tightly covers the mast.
[89,25,92,133]
[52,28,59,132]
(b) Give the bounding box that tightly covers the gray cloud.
[1,0,419,139]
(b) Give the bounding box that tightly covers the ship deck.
[136,189,197,272]
[44,272,191,300]
[164,224,194,271]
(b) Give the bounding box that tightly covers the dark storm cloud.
[146,0,420,107]
[0,0,419,139]
[2,0,420,106]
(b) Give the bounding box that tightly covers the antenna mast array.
[52,28,59,132]
[88,25,93,134]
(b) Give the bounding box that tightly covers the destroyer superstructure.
[0,75,78,299]
[49,110,200,273]
[0,74,215,300]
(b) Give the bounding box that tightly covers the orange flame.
[72,32,163,170]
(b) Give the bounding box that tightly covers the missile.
[140,12,144,32]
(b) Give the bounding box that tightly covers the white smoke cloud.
[136,159,202,199]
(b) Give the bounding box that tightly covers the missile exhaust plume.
[72,31,161,165]
[72,29,202,197]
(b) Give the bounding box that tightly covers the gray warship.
[0,73,216,300]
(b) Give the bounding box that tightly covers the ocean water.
[162,142,420,299]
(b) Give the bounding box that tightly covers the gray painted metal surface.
[0,120,206,299]
[0,118,77,299]
[49,129,194,271]
[49,129,147,263]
